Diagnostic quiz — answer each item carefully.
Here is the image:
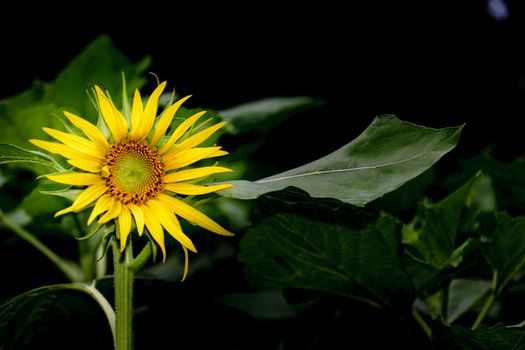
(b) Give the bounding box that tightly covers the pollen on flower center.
[104,141,164,204]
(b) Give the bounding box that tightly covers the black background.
[2,2,525,162]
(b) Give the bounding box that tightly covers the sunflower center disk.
[104,141,164,204]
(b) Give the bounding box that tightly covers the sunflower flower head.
[30,81,233,280]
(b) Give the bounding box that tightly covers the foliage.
[1,35,524,349]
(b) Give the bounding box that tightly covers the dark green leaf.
[239,200,414,307]
[220,96,324,135]
[484,212,525,294]
[432,321,525,350]
[220,115,462,206]
[215,290,300,319]
[0,284,113,349]
[402,173,482,292]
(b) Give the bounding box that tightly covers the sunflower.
[30,82,233,278]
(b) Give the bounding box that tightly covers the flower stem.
[472,292,495,330]
[0,209,82,282]
[113,237,134,350]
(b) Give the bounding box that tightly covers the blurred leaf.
[0,143,61,170]
[51,35,149,121]
[484,212,525,294]
[432,321,525,350]
[220,115,462,206]
[0,35,148,153]
[239,199,414,307]
[446,279,492,324]
[0,283,113,349]
[445,151,525,212]
[219,96,324,135]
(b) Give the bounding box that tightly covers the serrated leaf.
[219,115,462,206]
[432,321,525,350]
[446,279,492,324]
[239,199,414,307]
[219,96,324,135]
[484,212,525,294]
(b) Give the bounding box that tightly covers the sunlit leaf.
[220,115,462,206]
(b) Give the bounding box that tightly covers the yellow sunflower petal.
[43,127,106,159]
[150,95,192,146]
[68,159,104,173]
[30,139,101,163]
[158,193,234,236]
[128,203,145,236]
[164,183,233,195]
[55,205,74,217]
[99,199,122,224]
[181,246,189,282]
[164,166,232,183]
[141,205,166,261]
[71,181,107,212]
[95,86,127,142]
[118,206,132,252]
[47,172,101,186]
[63,111,109,150]
[163,147,224,171]
[147,200,197,252]
[88,194,113,225]
[136,81,167,140]
[129,89,143,139]
[159,111,207,154]
[170,122,226,153]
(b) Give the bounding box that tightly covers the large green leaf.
[484,212,525,294]
[239,198,414,307]
[0,283,114,349]
[220,115,462,206]
[402,173,482,292]
[219,96,324,135]
[432,321,525,350]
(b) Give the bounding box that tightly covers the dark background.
[2,2,525,159]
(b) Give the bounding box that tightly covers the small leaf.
[432,321,525,350]
[239,198,414,307]
[219,96,324,135]
[484,212,525,294]
[446,279,492,324]
[220,115,462,206]
[216,290,300,319]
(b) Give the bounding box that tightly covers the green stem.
[113,237,134,350]
[472,293,495,330]
[0,210,82,282]
[412,307,432,339]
